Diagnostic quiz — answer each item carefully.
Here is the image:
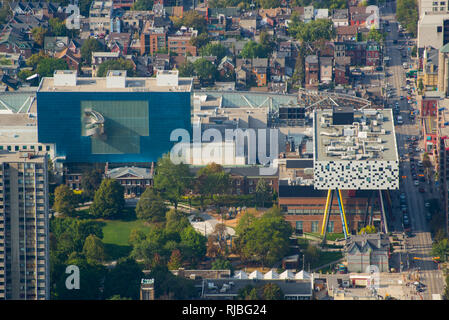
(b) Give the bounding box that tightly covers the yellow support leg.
[338,189,349,236]
[321,189,332,236]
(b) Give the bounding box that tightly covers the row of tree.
[396,0,418,37]
[53,178,125,219]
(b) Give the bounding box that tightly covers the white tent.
[279,270,295,280]
[233,271,248,279]
[264,269,280,280]
[295,270,311,280]
[248,270,264,279]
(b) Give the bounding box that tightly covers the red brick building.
[168,35,197,56]
[305,55,319,90]
[140,31,166,56]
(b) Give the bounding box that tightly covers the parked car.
[419,187,425,193]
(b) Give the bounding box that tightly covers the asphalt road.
[382,7,445,299]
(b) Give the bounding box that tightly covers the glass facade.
[37,91,191,163]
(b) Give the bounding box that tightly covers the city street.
[382,3,445,299]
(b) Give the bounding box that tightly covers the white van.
[397,115,403,124]
[403,62,408,69]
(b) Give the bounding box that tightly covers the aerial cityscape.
[0,0,448,303]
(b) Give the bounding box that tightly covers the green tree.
[53,185,78,216]
[0,4,11,24]
[96,58,136,77]
[255,179,271,208]
[108,295,132,300]
[146,265,197,299]
[128,228,147,246]
[180,226,207,263]
[211,257,233,272]
[304,244,321,266]
[48,18,68,36]
[173,10,207,34]
[431,238,449,261]
[81,169,102,200]
[31,27,47,47]
[235,211,256,236]
[36,57,69,76]
[366,27,385,44]
[153,154,192,209]
[132,0,153,10]
[262,283,283,300]
[79,0,94,16]
[237,207,292,267]
[82,234,105,263]
[103,258,144,300]
[397,0,418,37]
[418,78,424,93]
[81,38,103,64]
[190,33,211,49]
[89,179,125,218]
[200,43,228,61]
[195,163,230,207]
[135,187,168,222]
[289,17,335,43]
[238,284,259,300]
[167,249,183,270]
[178,61,195,77]
[54,256,106,300]
[193,58,217,82]
[26,51,48,69]
[257,0,281,8]
[241,40,269,59]
[165,209,190,234]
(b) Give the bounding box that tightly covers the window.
[296,221,303,231]
[38,146,42,151]
[327,221,334,233]
[438,26,443,32]
[311,221,319,233]
[46,146,50,151]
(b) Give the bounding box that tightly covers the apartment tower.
[0,151,49,300]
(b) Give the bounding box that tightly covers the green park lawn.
[100,218,151,261]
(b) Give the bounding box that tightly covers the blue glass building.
[37,71,192,163]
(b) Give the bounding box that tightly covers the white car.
[414,180,420,186]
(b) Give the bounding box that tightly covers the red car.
[419,187,425,193]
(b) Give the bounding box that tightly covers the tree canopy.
[241,40,270,59]
[135,187,168,222]
[103,258,144,300]
[96,58,136,77]
[236,207,292,267]
[36,57,69,77]
[82,234,105,264]
[89,179,125,218]
[81,169,103,200]
[53,184,78,216]
[81,38,104,64]
[288,16,335,43]
[153,154,192,209]
[397,0,418,37]
[200,43,228,61]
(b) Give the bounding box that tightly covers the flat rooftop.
[38,76,193,93]
[0,114,37,143]
[0,150,46,163]
[314,108,398,162]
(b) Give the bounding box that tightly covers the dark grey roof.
[346,233,389,253]
[286,159,313,169]
[279,185,327,198]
